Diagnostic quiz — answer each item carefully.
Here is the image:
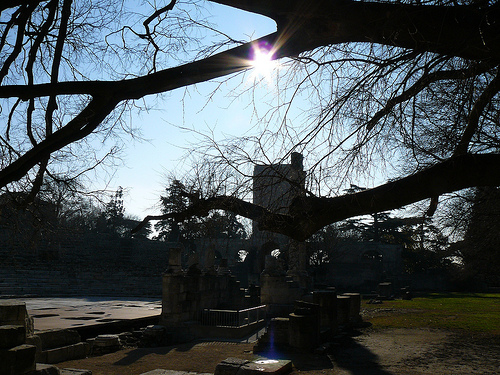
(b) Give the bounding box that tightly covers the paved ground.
[2,297,162,330]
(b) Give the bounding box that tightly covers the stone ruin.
[252,290,362,353]
[157,153,367,351]
[158,238,364,352]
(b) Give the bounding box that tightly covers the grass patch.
[363,292,500,334]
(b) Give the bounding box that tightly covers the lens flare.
[249,41,277,82]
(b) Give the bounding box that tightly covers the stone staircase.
[1,301,92,375]
[29,328,90,364]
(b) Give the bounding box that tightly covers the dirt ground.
[57,327,500,375]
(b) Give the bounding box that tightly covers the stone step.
[0,324,26,349]
[0,344,36,375]
[39,342,91,364]
[36,329,82,351]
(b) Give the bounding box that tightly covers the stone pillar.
[313,290,338,332]
[167,246,183,274]
[204,246,216,274]
[187,253,201,275]
[288,308,320,350]
[378,282,393,299]
[336,295,351,327]
[342,293,362,324]
[161,274,185,326]
[287,241,308,276]
[218,258,230,275]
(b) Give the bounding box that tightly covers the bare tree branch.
[454,69,500,156]
[366,62,494,131]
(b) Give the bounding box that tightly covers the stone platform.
[2,297,161,332]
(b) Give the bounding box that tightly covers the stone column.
[342,292,362,324]
[288,309,320,350]
[313,290,338,332]
[287,240,307,276]
[167,246,183,274]
[287,240,311,291]
[336,295,351,327]
[204,246,216,274]
[218,258,230,275]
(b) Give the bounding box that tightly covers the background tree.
[451,187,500,285]
[155,180,199,242]
[155,179,247,241]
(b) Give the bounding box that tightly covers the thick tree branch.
[132,195,289,235]
[134,154,500,241]
[289,153,500,240]
[3,2,500,101]
[212,0,500,62]
[0,33,276,100]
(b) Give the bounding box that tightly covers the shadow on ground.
[328,334,394,375]
[113,341,200,366]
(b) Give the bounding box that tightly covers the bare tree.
[2,1,500,240]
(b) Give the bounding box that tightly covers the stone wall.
[0,228,170,297]
[161,272,245,326]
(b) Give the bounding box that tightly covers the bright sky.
[104,3,277,219]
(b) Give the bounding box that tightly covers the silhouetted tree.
[455,187,500,285]
[155,179,246,241]
[2,1,500,240]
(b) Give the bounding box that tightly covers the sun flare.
[249,41,278,82]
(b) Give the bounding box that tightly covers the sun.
[249,41,278,82]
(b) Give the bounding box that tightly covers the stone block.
[342,293,362,323]
[378,282,393,299]
[140,371,211,375]
[59,369,92,375]
[33,363,61,375]
[37,329,81,350]
[214,357,250,375]
[91,335,120,356]
[0,324,26,349]
[0,344,36,375]
[26,334,43,361]
[93,334,120,347]
[238,359,292,375]
[0,301,27,325]
[43,342,90,364]
[0,300,34,335]
[267,318,289,346]
[313,290,338,331]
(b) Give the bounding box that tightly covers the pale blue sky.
[104,3,277,218]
